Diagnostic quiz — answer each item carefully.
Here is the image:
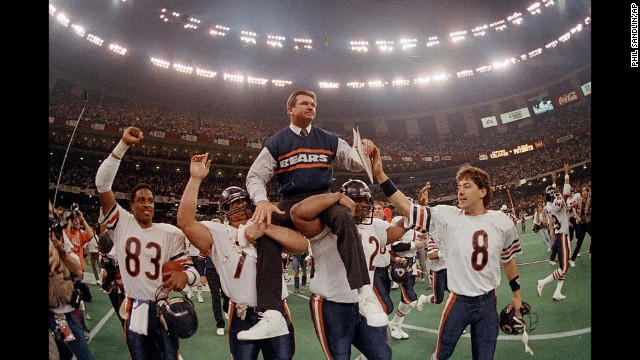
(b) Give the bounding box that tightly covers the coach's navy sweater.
[265,125,339,198]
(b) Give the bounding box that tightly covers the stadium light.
[399,38,417,50]
[350,40,369,53]
[240,30,257,46]
[71,24,85,38]
[266,34,286,48]
[272,79,292,87]
[210,25,230,37]
[86,34,104,46]
[247,76,269,85]
[376,40,394,52]
[293,37,312,50]
[109,43,127,56]
[346,82,365,89]
[195,68,217,78]
[223,73,244,83]
[150,57,171,69]
[319,82,340,89]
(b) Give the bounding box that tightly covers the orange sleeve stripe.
[275,163,330,174]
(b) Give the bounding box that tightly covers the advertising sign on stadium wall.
[422,156,432,162]
[182,134,197,142]
[556,134,574,143]
[479,153,488,161]
[481,116,498,128]
[555,90,581,106]
[581,81,591,96]
[489,149,509,159]
[513,144,534,154]
[499,107,531,124]
[91,123,105,130]
[443,155,452,161]
[150,130,165,138]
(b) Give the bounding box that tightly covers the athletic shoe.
[216,328,224,336]
[416,294,428,312]
[187,289,193,299]
[536,280,544,298]
[569,260,575,268]
[553,293,566,301]
[359,294,388,327]
[549,260,556,265]
[237,310,289,340]
[389,324,409,339]
[198,293,204,303]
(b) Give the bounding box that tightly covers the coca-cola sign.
[555,90,581,106]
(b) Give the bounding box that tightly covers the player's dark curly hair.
[456,165,492,209]
[130,183,154,203]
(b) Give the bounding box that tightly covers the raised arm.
[176,153,214,253]
[290,192,354,238]
[95,126,144,215]
[371,146,412,217]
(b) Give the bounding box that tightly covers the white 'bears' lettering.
[279,154,328,168]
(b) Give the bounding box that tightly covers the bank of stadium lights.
[545,39,558,48]
[450,30,467,42]
[173,63,193,74]
[210,25,230,37]
[543,0,555,8]
[528,48,542,58]
[266,34,286,48]
[456,70,474,78]
[56,13,70,27]
[223,73,244,83]
[472,25,488,37]
[400,38,417,50]
[272,79,292,87]
[490,20,507,32]
[150,57,170,69]
[376,40,394,52]
[426,36,440,47]
[71,24,85,38]
[432,73,448,81]
[392,79,410,87]
[347,82,365,89]
[367,80,385,88]
[109,44,127,56]
[319,82,340,89]
[240,30,257,46]
[492,58,514,69]
[413,77,431,85]
[507,12,523,25]
[49,3,57,16]
[195,68,216,78]
[584,16,591,26]
[86,34,104,46]
[350,40,369,52]
[293,38,312,50]
[247,76,268,85]
[183,17,201,30]
[476,65,492,73]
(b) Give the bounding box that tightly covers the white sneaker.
[549,260,556,265]
[391,282,399,289]
[224,312,229,320]
[237,310,289,340]
[198,293,204,303]
[216,328,225,336]
[187,289,193,299]
[553,293,566,301]
[390,324,409,339]
[85,313,91,321]
[359,294,388,327]
[547,247,551,252]
[569,260,575,268]
[462,329,467,334]
[416,294,428,312]
[536,280,544,298]
[577,253,581,258]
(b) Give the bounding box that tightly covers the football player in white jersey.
[370,146,524,360]
[177,153,308,360]
[290,179,408,360]
[95,127,200,360]
[536,164,573,301]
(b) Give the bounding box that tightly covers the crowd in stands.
[49,91,591,221]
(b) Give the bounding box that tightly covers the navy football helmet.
[339,179,374,225]
[219,186,255,222]
[499,301,538,335]
[544,185,556,203]
[157,294,199,339]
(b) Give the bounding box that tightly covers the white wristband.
[112,140,130,159]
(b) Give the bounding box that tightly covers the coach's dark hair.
[287,89,317,109]
[130,183,154,203]
[456,165,492,209]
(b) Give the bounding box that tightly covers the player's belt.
[455,289,496,303]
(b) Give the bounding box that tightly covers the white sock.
[554,280,565,295]
[426,294,434,303]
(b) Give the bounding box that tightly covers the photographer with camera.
[49,202,94,360]
[63,204,95,333]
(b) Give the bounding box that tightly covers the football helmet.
[339,179,374,225]
[500,204,508,213]
[219,186,255,222]
[545,186,556,203]
[157,294,199,339]
[499,301,538,335]
[389,257,414,284]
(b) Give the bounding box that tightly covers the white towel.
[129,299,150,335]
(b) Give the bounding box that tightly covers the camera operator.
[63,204,94,333]
[49,209,94,360]
[98,229,126,325]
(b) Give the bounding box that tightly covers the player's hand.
[122,126,144,146]
[338,193,356,216]
[361,138,375,156]
[551,172,557,183]
[251,201,285,225]
[162,271,188,292]
[371,146,384,178]
[418,182,431,205]
[564,163,569,174]
[244,222,268,245]
[190,153,211,180]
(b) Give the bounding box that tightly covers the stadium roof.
[49,0,591,119]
